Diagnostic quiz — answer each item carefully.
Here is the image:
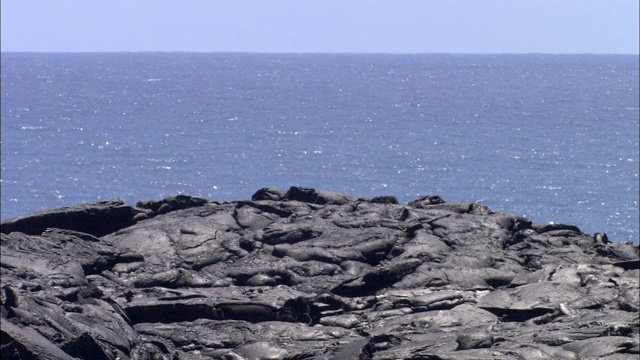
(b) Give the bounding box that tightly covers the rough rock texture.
[1,186,638,359]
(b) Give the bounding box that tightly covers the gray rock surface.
[2,186,638,359]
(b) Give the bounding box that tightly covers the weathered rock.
[136,194,208,216]
[251,187,286,201]
[0,199,149,236]
[284,186,354,205]
[1,187,638,359]
[370,196,399,205]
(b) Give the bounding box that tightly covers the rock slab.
[1,187,638,359]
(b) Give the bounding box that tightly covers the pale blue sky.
[1,0,638,54]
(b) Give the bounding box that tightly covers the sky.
[1,0,638,54]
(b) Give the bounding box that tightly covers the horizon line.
[2,50,639,56]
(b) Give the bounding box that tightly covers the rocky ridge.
[1,187,638,359]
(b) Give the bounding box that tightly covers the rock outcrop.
[1,187,638,359]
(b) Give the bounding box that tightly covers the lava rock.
[1,187,638,359]
[0,199,148,236]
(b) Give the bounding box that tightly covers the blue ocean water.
[1,53,638,243]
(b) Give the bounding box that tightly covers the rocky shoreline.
[2,187,638,359]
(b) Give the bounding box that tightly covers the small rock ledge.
[1,187,638,359]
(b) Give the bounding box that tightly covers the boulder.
[0,199,148,237]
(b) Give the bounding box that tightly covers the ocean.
[1,53,638,243]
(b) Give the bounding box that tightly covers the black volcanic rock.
[1,187,638,359]
[0,199,148,237]
[136,194,208,216]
